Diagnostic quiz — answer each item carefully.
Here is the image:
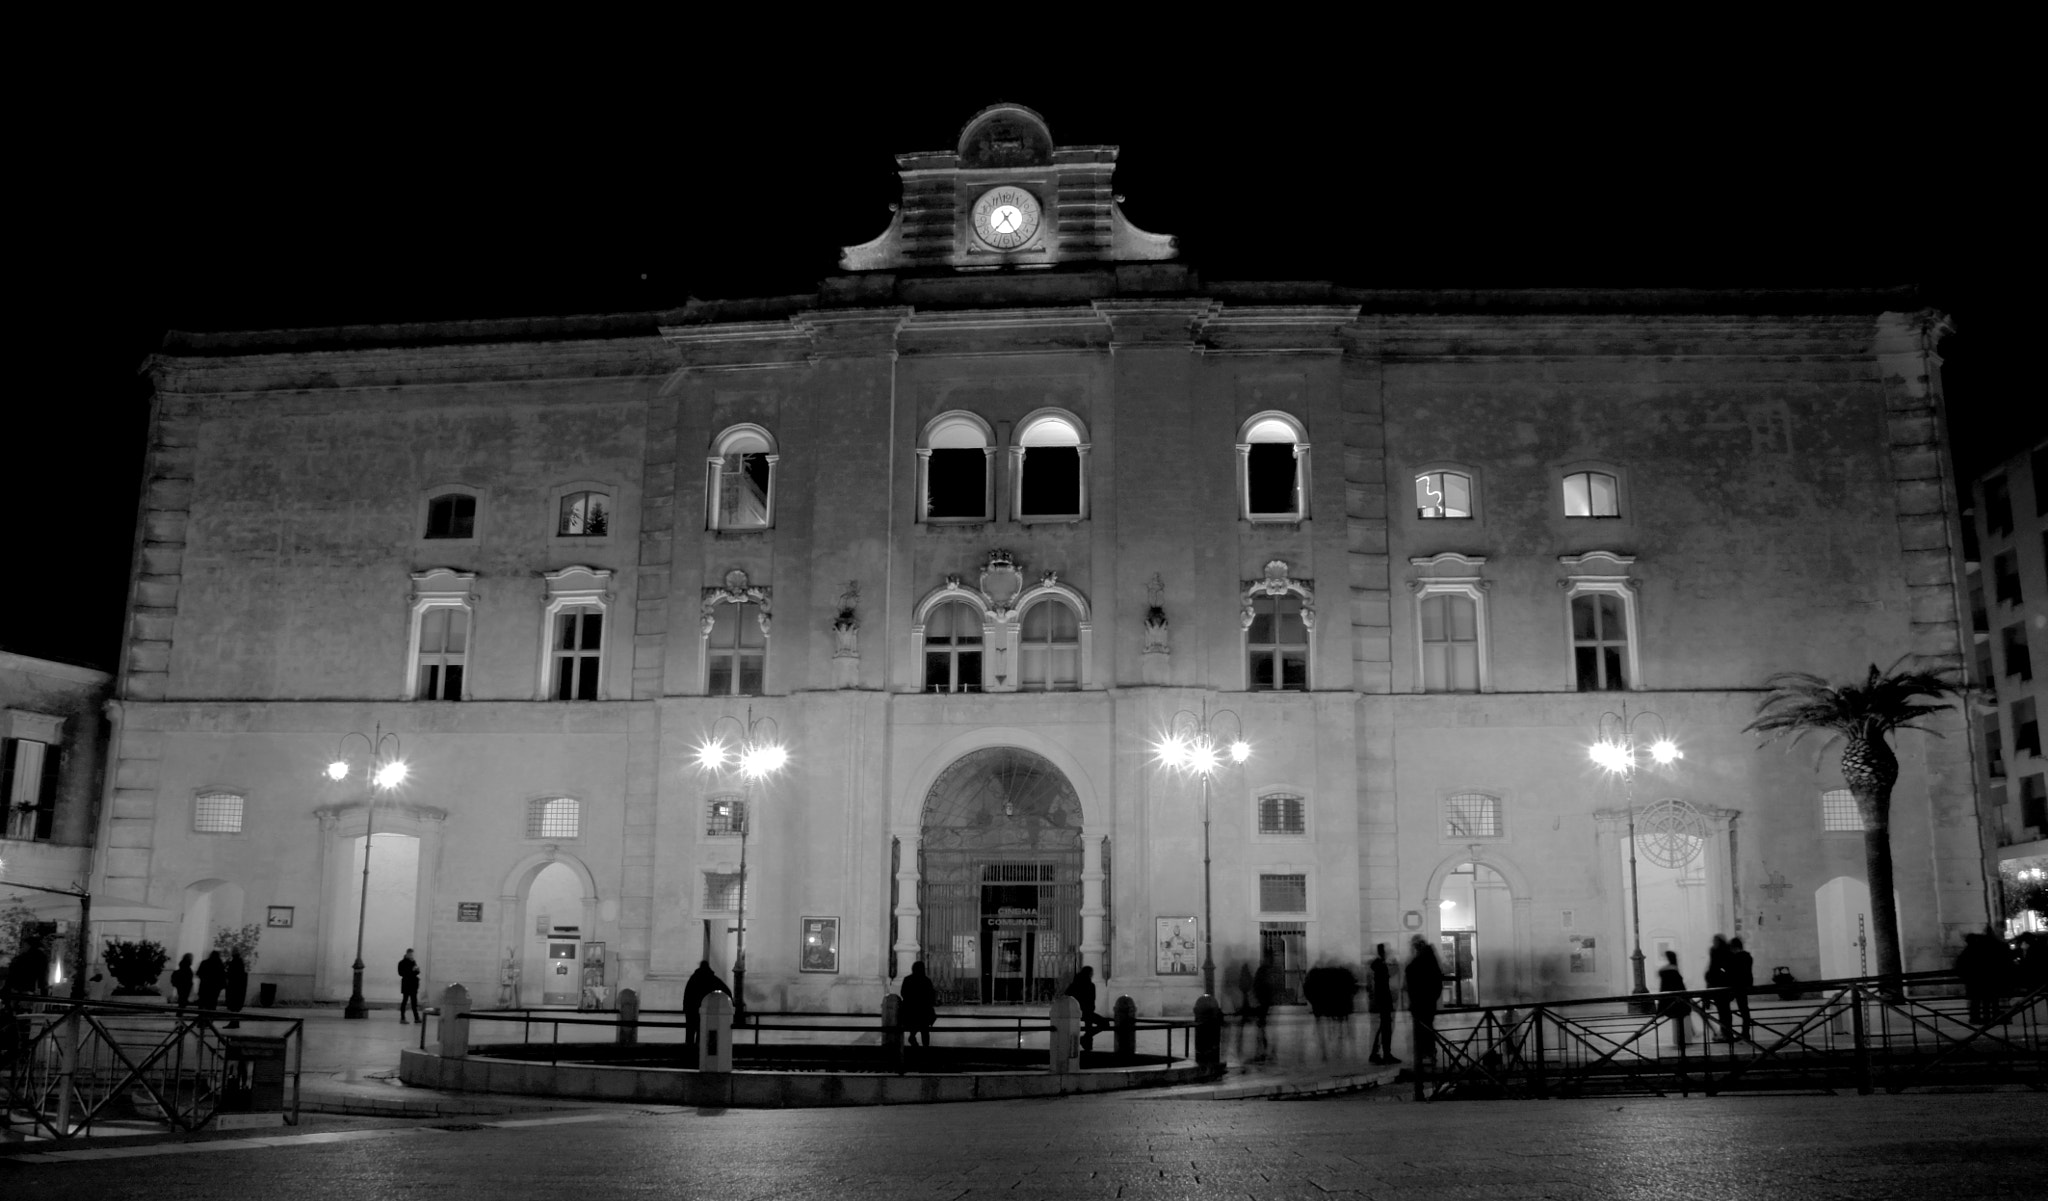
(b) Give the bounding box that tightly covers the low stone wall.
[398,1048,1217,1107]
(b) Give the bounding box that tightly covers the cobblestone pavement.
[10,1088,2043,1198]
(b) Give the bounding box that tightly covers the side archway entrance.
[918,747,1083,1004]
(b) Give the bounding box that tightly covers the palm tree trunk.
[1845,734,1905,989]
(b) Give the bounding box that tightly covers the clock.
[971,186,1042,251]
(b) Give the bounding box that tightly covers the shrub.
[213,923,262,965]
[103,939,171,994]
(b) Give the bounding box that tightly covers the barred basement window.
[526,796,580,840]
[1257,793,1306,836]
[194,791,245,834]
[1820,789,1863,833]
[705,872,744,912]
[706,794,746,837]
[1259,873,1308,914]
[1444,792,1502,838]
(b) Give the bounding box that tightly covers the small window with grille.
[1820,789,1863,833]
[1257,793,1306,836]
[1259,873,1308,914]
[194,791,245,834]
[526,796,580,840]
[1444,792,1503,838]
[706,794,747,837]
[704,872,744,912]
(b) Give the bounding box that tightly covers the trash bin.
[258,982,278,1008]
[219,1034,289,1112]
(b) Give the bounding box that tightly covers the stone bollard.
[1193,993,1222,1067]
[699,993,734,1073]
[1113,995,1137,1057]
[881,993,904,1072]
[437,983,472,1059]
[1049,995,1081,1076]
[616,988,639,1046]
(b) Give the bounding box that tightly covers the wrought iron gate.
[919,856,1081,1004]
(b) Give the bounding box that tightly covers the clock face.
[971,186,1042,251]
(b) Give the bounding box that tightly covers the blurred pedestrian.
[1727,937,1755,1040]
[1705,934,1734,1042]
[683,960,729,1047]
[899,961,937,1048]
[195,951,226,1011]
[397,948,422,1023]
[1957,931,2010,1026]
[1063,965,1109,1050]
[1367,943,1398,1064]
[1248,958,1280,1062]
[1658,950,1692,1051]
[171,953,195,1008]
[1305,961,1356,1061]
[225,951,249,1028]
[1404,935,1443,1065]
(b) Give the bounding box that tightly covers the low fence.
[2,991,302,1140]
[1411,970,2046,1101]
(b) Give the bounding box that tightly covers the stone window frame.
[539,566,615,701]
[1241,561,1314,693]
[703,870,745,913]
[1561,465,1626,519]
[524,795,582,841]
[1442,790,1506,840]
[917,410,996,525]
[1251,788,1312,843]
[1008,408,1091,524]
[407,568,477,702]
[418,482,484,544]
[1412,462,1479,522]
[911,570,1093,693]
[551,478,619,545]
[1409,553,1491,694]
[706,424,779,532]
[1559,551,1641,692]
[192,788,248,837]
[1253,868,1315,920]
[1,713,63,842]
[699,569,772,697]
[705,792,747,838]
[1236,410,1311,524]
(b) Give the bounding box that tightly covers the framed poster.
[1156,916,1198,975]
[800,916,839,973]
[457,901,483,923]
[266,906,294,929]
[581,942,607,987]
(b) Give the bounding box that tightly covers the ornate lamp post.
[326,724,408,1019]
[696,707,786,1026]
[1589,703,1680,1009]
[1153,704,1251,1000]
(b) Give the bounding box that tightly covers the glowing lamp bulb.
[326,760,351,782]
[374,760,409,789]
[1228,740,1251,764]
[1589,741,1630,773]
[696,740,731,772]
[1649,739,1681,765]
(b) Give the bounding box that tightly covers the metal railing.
[2,992,303,1139]
[1410,970,2046,1101]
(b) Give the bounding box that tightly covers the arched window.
[1013,411,1088,521]
[1247,593,1309,691]
[1239,413,1309,521]
[923,601,984,693]
[706,602,766,696]
[707,426,777,530]
[424,491,477,539]
[526,796,580,840]
[1415,471,1472,519]
[1563,470,1620,518]
[558,490,610,536]
[1018,597,1080,691]
[921,412,992,522]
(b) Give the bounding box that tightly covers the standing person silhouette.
[1367,944,1398,1064]
[397,948,422,1023]
[1726,937,1755,1041]
[1403,935,1443,1066]
[1658,950,1692,1051]
[170,953,195,1008]
[1705,934,1734,1042]
[195,951,226,1012]
[899,961,937,1048]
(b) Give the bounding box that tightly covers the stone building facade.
[92,105,1990,1010]
[1970,440,2048,924]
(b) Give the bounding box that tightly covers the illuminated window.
[194,791,245,834]
[1013,411,1087,521]
[1571,592,1630,691]
[1257,793,1306,836]
[558,490,610,536]
[1239,413,1309,522]
[921,412,992,522]
[1259,874,1308,913]
[706,602,766,696]
[1246,594,1309,692]
[924,601,984,693]
[1415,471,1472,519]
[704,872,744,912]
[1820,789,1862,833]
[1563,471,1620,518]
[0,737,59,841]
[706,794,746,837]
[424,492,476,539]
[1420,594,1480,692]
[415,607,468,700]
[707,426,776,530]
[526,796,580,840]
[1444,792,1502,838]
[1018,598,1079,691]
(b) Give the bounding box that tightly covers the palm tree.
[1744,657,1957,987]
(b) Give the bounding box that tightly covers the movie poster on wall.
[1157,916,1199,975]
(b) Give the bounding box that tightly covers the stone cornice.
[147,336,675,395]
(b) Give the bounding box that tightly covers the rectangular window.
[1019,446,1081,517]
[2006,623,2034,682]
[1984,475,2013,538]
[1258,873,1308,914]
[2014,697,2041,758]
[1820,788,1863,832]
[1444,792,1502,838]
[194,791,245,834]
[1994,551,2023,606]
[706,603,766,696]
[416,607,468,700]
[2023,775,2048,832]
[526,796,580,840]
[926,449,987,519]
[1257,793,1306,836]
[1571,592,1629,691]
[1416,471,1472,519]
[705,872,744,912]
[425,493,476,539]
[1,738,59,841]
[558,491,610,536]
[553,609,602,700]
[1420,594,1480,691]
[1247,594,1309,692]
[705,796,746,836]
[1563,471,1620,518]
[1018,600,1079,691]
[1246,443,1299,516]
[1987,728,2005,779]
[923,602,983,693]
[1257,922,1307,1005]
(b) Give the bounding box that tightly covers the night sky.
[16,43,2027,674]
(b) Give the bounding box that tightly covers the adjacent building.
[87,105,1991,1012]
[2,652,115,990]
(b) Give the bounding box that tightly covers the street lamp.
[695,707,787,1025]
[326,723,408,1019]
[1589,702,1680,1009]
[1153,704,1251,1000]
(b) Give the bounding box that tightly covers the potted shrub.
[103,938,171,996]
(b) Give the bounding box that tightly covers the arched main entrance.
[918,747,1083,1004]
